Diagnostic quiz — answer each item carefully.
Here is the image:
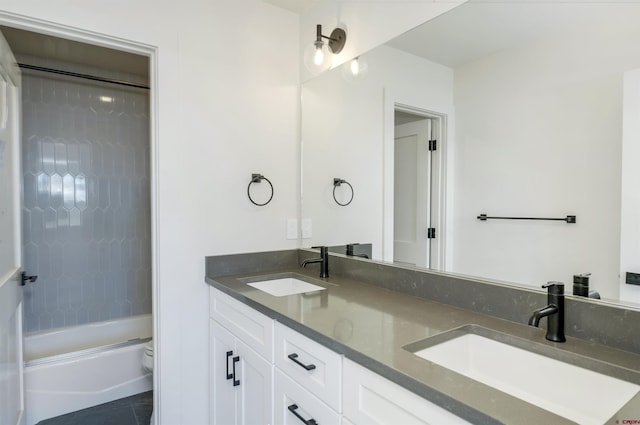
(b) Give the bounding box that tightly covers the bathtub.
[24,314,153,425]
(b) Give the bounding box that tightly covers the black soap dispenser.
[573,273,591,297]
[573,273,601,299]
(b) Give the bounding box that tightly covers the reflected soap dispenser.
[573,273,601,299]
[572,273,591,297]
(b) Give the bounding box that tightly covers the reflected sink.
[405,325,639,425]
[246,276,326,297]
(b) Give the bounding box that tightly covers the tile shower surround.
[20,56,151,332]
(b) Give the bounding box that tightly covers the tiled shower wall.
[20,56,151,333]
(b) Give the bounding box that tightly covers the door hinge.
[428,139,437,151]
[427,228,436,239]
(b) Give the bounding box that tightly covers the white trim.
[0,12,160,424]
[620,69,640,305]
[0,12,153,57]
[11,76,22,270]
[17,301,25,425]
[383,89,450,270]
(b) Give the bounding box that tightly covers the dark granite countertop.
[205,255,640,425]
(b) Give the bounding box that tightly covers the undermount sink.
[404,325,639,425]
[246,275,326,297]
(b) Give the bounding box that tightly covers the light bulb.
[304,39,332,75]
[350,58,360,76]
[314,44,325,66]
[342,56,368,81]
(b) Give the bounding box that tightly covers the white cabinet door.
[236,339,272,425]
[211,319,273,425]
[0,29,24,425]
[211,320,240,425]
[343,359,470,425]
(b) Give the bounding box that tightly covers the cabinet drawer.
[210,288,274,362]
[274,368,341,425]
[275,322,342,411]
[343,359,470,425]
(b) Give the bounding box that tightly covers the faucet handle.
[310,246,328,256]
[542,281,564,295]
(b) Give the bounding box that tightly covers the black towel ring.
[333,178,354,206]
[247,173,274,206]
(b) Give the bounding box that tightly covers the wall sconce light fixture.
[304,24,347,74]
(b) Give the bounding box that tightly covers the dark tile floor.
[37,391,153,425]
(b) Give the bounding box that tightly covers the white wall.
[301,46,453,258]
[0,0,300,423]
[452,20,640,299]
[299,0,464,82]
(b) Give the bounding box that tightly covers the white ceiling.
[0,25,149,78]
[387,2,640,68]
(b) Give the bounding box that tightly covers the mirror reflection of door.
[0,28,26,425]
[393,114,434,268]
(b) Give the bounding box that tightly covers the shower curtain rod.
[17,63,150,90]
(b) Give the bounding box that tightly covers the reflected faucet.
[347,243,369,259]
[528,282,565,342]
[302,246,329,278]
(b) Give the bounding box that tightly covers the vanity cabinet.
[210,290,274,425]
[343,358,470,425]
[209,287,468,425]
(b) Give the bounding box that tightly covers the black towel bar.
[477,214,576,224]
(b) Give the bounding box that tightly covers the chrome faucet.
[528,282,565,342]
[301,246,329,278]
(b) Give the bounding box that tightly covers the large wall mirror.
[300,0,640,307]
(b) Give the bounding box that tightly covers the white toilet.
[142,339,154,372]
[142,339,154,424]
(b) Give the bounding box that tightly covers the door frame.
[0,11,160,422]
[383,89,449,270]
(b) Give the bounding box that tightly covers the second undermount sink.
[246,275,326,297]
[405,325,639,425]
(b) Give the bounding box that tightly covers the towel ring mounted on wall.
[333,178,354,206]
[247,173,274,206]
